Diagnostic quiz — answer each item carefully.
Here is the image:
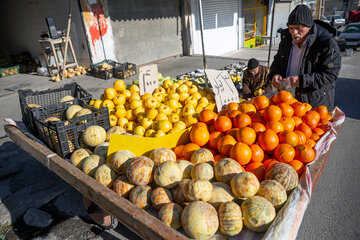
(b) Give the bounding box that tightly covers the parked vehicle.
[320,16,330,24]
[335,23,360,51]
[326,15,346,26]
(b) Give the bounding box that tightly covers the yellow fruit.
[93,100,102,109]
[116,104,125,109]
[195,105,204,113]
[134,126,146,136]
[168,85,177,94]
[188,85,198,94]
[145,96,159,109]
[199,97,209,106]
[158,105,172,115]
[185,96,198,107]
[168,93,180,101]
[158,120,172,133]
[177,84,189,94]
[156,112,168,121]
[123,90,132,100]
[137,112,147,122]
[184,114,198,127]
[177,80,184,85]
[126,109,136,121]
[109,114,118,127]
[101,99,115,110]
[124,122,136,132]
[115,107,127,118]
[147,108,158,120]
[168,113,180,123]
[113,80,126,93]
[153,92,164,103]
[129,94,141,102]
[163,79,173,89]
[155,130,166,137]
[174,121,186,130]
[142,93,152,101]
[89,99,95,106]
[133,106,145,117]
[130,100,143,110]
[168,127,181,134]
[130,85,140,95]
[179,92,190,102]
[166,99,179,111]
[140,118,153,130]
[175,108,183,116]
[117,117,128,128]
[154,86,166,95]
[113,94,126,106]
[191,92,202,100]
[104,88,117,100]
[145,129,156,137]
[182,104,196,116]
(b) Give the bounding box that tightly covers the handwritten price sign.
[139,64,159,96]
[205,69,239,112]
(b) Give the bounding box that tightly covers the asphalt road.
[0,49,359,239]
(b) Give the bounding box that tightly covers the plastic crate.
[113,62,137,79]
[90,60,116,80]
[33,101,110,158]
[10,52,32,64]
[18,83,92,137]
[0,65,19,77]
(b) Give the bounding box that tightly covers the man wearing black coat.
[270,4,341,110]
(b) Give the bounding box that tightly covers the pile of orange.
[175,91,332,181]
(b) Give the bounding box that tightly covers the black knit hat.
[247,58,259,70]
[287,4,313,28]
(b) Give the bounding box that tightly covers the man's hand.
[283,75,300,87]
[272,74,283,89]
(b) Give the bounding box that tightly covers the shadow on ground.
[335,77,360,120]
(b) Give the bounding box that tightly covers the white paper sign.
[139,64,159,95]
[205,69,239,112]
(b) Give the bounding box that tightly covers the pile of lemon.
[89,79,216,137]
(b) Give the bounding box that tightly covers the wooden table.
[39,37,78,76]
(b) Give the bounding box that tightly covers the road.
[0,49,359,239]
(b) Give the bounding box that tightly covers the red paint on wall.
[88,2,108,48]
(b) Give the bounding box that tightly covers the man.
[270,4,341,110]
[242,58,271,101]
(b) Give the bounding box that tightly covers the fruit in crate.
[111,150,135,174]
[218,202,243,236]
[126,156,154,186]
[70,148,91,168]
[94,163,119,188]
[159,203,183,230]
[181,201,219,239]
[66,105,83,120]
[208,182,234,210]
[154,161,182,188]
[150,187,173,210]
[60,95,75,103]
[83,126,107,147]
[113,175,135,198]
[129,185,152,209]
[257,180,287,210]
[265,162,299,194]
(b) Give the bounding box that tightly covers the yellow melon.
[149,148,177,166]
[66,105,83,120]
[81,155,105,176]
[83,126,106,147]
[111,150,135,174]
[176,160,193,179]
[159,203,183,230]
[208,182,234,210]
[154,161,182,188]
[94,163,119,188]
[183,179,212,202]
[190,162,214,181]
[218,202,243,236]
[230,172,260,199]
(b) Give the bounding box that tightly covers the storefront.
[244,0,268,48]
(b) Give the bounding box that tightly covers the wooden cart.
[4,107,345,240]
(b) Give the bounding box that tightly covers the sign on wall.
[139,64,159,96]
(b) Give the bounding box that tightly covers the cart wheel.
[83,196,118,230]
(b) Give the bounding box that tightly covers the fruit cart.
[4,106,345,240]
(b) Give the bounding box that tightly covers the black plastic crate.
[18,83,92,137]
[90,60,116,80]
[113,62,137,79]
[33,101,110,158]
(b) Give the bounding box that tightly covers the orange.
[303,103,312,112]
[226,102,239,111]
[302,113,319,129]
[311,133,320,142]
[269,95,280,104]
[292,116,303,127]
[236,127,256,145]
[312,127,325,137]
[315,105,328,120]
[305,139,316,148]
[174,145,185,158]
[263,158,279,168]
[214,116,232,133]
[294,130,307,145]
[229,142,252,165]
[279,117,295,132]
[245,162,265,181]
[265,121,284,133]
[182,143,201,159]
[208,131,224,150]
[198,109,217,125]
[218,109,228,116]
[276,90,294,104]
[251,95,269,111]
[226,128,239,139]
[208,124,217,134]
[278,103,294,118]
[227,110,241,122]
[233,113,252,128]
[214,154,226,164]
[288,160,305,176]
[274,143,295,163]
[238,103,257,114]
[308,110,321,122]
[250,122,266,136]
[217,135,237,155]
[250,144,264,162]
[278,131,299,147]
[296,123,312,139]
[263,105,282,122]
[295,144,316,164]
[248,112,264,124]
[321,114,332,125]
[190,124,210,146]
[291,102,307,117]
[258,129,279,151]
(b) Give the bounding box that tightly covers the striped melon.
[106,126,126,142]
[214,158,242,184]
[230,172,260,199]
[191,162,214,181]
[150,187,173,210]
[150,148,176,166]
[257,180,287,210]
[94,163,119,188]
[74,108,92,118]
[66,105,83,120]
[70,148,91,168]
[159,203,183,230]
[44,117,61,123]
[183,180,212,202]
[81,155,105,176]
[241,196,276,232]
[113,175,135,198]
[265,162,299,194]
[83,126,106,147]
[218,202,243,236]
[60,95,75,103]
[126,156,154,186]
[209,182,234,210]
[94,142,109,161]
[154,161,182,188]
[176,160,193,179]
[111,150,135,174]
[129,185,152,209]
[190,148,215,166]
[171,179,190,207]
[181,201,218,239]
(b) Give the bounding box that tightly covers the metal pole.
[197,0,207,70]
[267,0,276,68]
[62,0,72,80]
